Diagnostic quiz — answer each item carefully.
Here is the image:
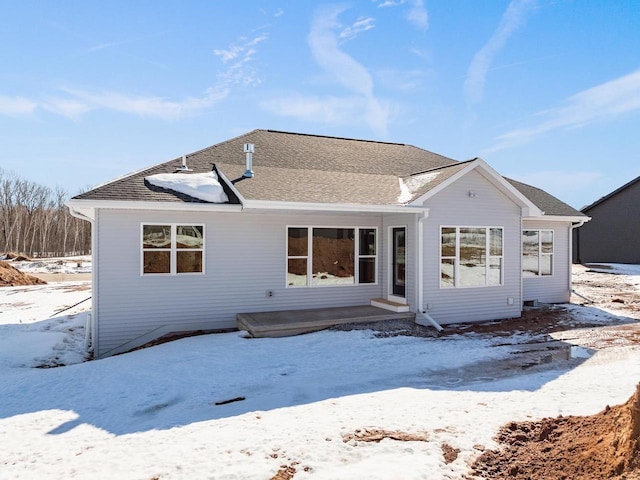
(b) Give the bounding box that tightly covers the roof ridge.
[406,158,469,177]
[581,174,640,212]
[185,129,266,157]
[265,129,407,146]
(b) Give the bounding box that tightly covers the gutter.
[242,200,428,215]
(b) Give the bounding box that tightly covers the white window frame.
[439,226,504,288]
[141,223,205,276]
[286,226,378,288]
[522,229,554,277]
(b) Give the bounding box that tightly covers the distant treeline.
[0,168,91,257]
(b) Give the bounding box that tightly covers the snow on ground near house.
[1,255,92,274]
[584,262,640,288]
[1,269,640,479]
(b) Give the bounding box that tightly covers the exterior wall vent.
[243,143,254,178]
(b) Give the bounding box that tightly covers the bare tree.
[0,169,91,257]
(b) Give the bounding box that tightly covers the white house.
[66,129,588,358]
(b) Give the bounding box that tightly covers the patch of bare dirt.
[470,383,640,480]
[2,252,33,261]
[441,442,460,464]
[0,260,46,287]
[573,264,640,315]
[342,428,429,443]
[270,465,296,480]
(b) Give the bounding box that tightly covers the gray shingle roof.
[74,129,584,216]
[506,178,584,217]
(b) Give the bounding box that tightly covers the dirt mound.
[471,384,640,479]
[2,252,33,261]
[0,261,46,287]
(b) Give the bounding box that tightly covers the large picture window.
[287,227,377,287]
[440,226,503,288]
[522,230,553,277]
[142,224,204,275]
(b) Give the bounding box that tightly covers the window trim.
[141,223,205,276]
[286,225,378,288]
[522,229,554,277]
[439,225,504,289]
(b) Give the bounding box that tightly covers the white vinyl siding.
[420,170,522,324]
[523,220,571,303]
[94,210,384,357]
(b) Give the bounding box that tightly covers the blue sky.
[1,0,639,209]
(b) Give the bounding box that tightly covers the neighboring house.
[67,129,588,358]
[574,175,640,264]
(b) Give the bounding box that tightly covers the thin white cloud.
[261,95,366,123]
[406,0,428,29]
[374,0,426,29]
[298,5,389,136]
[0,95,38,116]
[214,34,268,64]
[464,0,537,105]
[5,31,268,121]
[375,0,406,8]
[212,33,268,89]
[84,40,131,54]
[339,17,375,42]
[260,94,391,133]
[0,87,228,120]
[42,97,91,120]
[55,86,229,120]
[377,69,426,91]
[213,45,244,63]
[487,68,640,153]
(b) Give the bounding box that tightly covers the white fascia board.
[65,199,244,214]
[242,199,429,215]
[66,198,425,216]
[523,215,591,223]
[408,158,543,216]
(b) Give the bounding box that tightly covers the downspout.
[68,206,97,354]
[415,210,443,332]
[569,219,586,298]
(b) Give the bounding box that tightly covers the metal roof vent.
[175,155,192,172]
[243,143,254,178]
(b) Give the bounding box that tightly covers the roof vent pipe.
[175,155,192,172]
[243,143,254,178]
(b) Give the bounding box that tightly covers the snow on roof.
[398,171,441,204]
[145,171,229,203]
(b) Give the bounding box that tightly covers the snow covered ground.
[0,255,92,275]
[0,267,639,479]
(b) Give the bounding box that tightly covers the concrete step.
[370,297,410,313]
